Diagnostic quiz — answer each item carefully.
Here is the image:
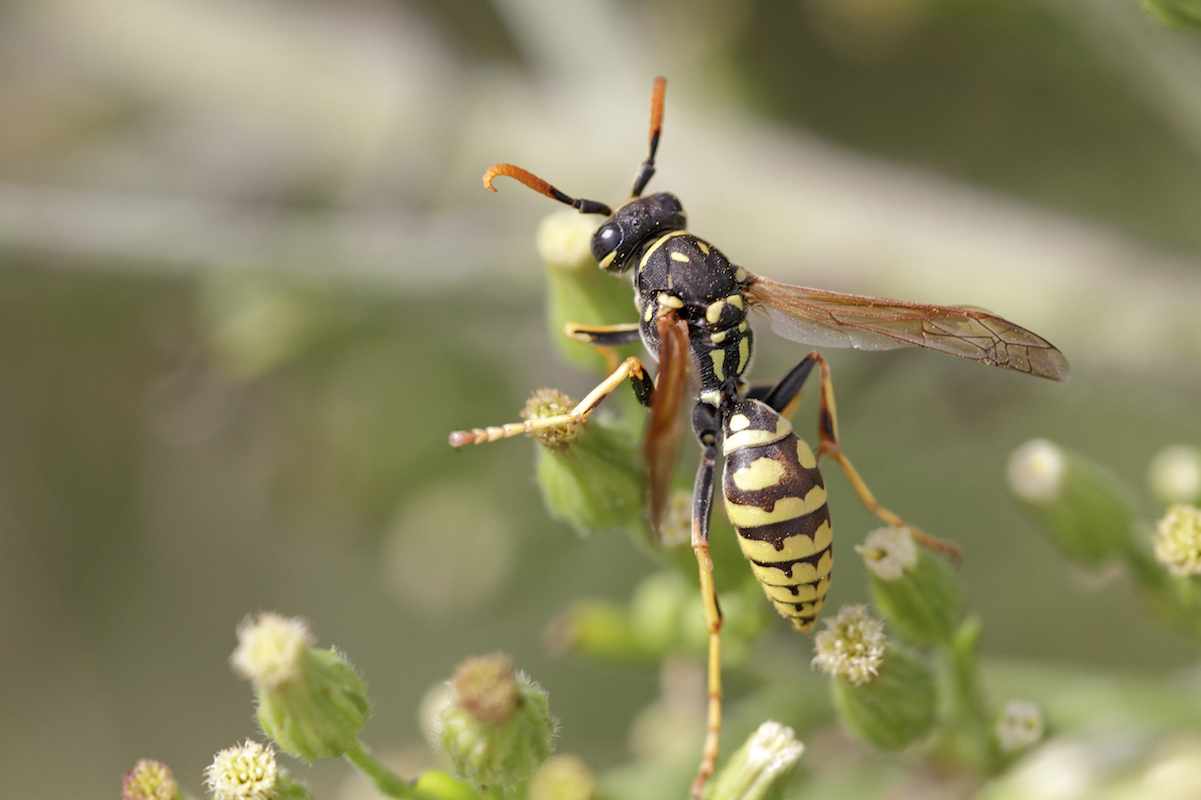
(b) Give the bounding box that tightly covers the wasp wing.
[644,310,692,537]
[743,273,1069,381]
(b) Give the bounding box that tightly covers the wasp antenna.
[482,163,611,215]
[630,76,667,198]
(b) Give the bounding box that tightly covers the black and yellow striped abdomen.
[721,400,831,632]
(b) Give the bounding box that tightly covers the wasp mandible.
[450,77,1068,798]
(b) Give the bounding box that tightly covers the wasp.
[450,77,1068,798]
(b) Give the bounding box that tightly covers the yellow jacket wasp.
[450,77,1068,798]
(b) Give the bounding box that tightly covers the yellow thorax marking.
[710,349,725,380]
[706,299,726,325]
[671,251,691,262]
[639,230,689,270]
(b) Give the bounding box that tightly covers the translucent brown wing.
[743,273,1069,381]
[644,310,691,536]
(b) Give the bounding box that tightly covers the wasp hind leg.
[688,403,724,800]
[767,351,962,563]
[448,355,655,447]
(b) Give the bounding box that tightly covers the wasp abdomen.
[721,400,832,633]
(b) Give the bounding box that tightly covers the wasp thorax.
[591,192,686,273]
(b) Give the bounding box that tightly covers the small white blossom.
[1007,439,1065,502]
[204,740,278,800]
[996,699,1045,754]
[231,612,314,689]
[856,527,918,581]
[1149,446,1201,506]
[741,721,805,777]
[812,605,886,686]
[1153,504,1201,578]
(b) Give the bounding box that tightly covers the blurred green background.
[2,0,1201,798]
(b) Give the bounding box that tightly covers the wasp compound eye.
[591,223,624,270]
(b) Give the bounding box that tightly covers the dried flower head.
[522,389,582,449]
[856,526,917,581]
[1154,504,1201,578]
[231,612,314,690]
[812,605,886,686]
[122,759,179,800]
[450,652,521,726]
[996,699,1045,754]
[204,741,278,800]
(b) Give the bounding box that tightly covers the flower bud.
[232,613,370,761]
[439,653,556,787]
[706,721,805,800]
[204,741,279,800]
[1153,504,1201,578]
[537,210,636,373]
[1149,446,1201,506]
[814,607,936,750]
[524,390,646,536]
[1007,439,1138,565]
[123,760,180,800]
[529,755,597,800]
[859,527,964,646]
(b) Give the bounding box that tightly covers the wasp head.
[592,193,687,273]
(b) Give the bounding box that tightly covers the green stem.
[935,618,1000,775]
[344,740,439,800]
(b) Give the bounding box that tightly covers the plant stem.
[344,740,439,800]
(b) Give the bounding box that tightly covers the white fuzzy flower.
[1153,504,1201,578]
[231,612,314,689]
[811,605,886,686]
[204,740,278,800]
[856,527,918,581]
[1007,439,1065,502]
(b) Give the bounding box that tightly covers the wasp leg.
[747,353,819,420]
[564,321,642,374]
[805,351,963,563]
[448,356,654,447]
[689,404,724,800]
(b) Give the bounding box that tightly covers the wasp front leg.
[448,356,655,448]
[564,321,643,374]
[800,351,962,562]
